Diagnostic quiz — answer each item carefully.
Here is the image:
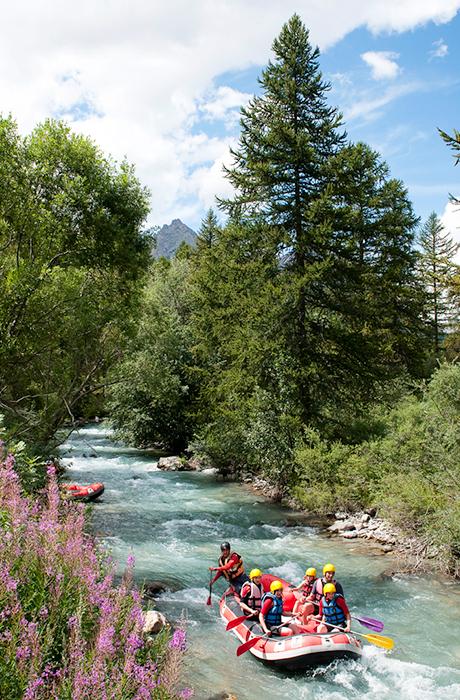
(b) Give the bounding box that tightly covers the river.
[60,424,460,700]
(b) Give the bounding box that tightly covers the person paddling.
[317,583,351,633]
[259,580,302,637]
[209,541,249,594]
[292,567,317,622]
[239,569,264,619]
[309,563,344,607]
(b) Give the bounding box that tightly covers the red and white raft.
[61,482,105,502]
[220,573,362,671]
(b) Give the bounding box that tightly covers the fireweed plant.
[0,448,192,699]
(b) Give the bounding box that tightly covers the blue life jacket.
[322,594,346,627]
[261,592,283,627]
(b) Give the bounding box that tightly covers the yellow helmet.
[323,583,336,595]
[305,567,316,577]
[249,568,263,579]
[323,563,335,574]
[270,580,283,593]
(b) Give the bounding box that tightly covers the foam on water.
[62,424,460,700]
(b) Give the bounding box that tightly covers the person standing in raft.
[316,583,351,633]
[209,541,249,594]
[309,563,344,608]
[239,568,264,619]
[259,580,303,637]
[291,567,318,622]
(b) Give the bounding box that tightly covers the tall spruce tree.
[220,14,345,421]
[314,143,429,394]
[418,212,459,357]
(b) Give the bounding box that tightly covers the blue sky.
[0,1,459,243]
[193,14,459,234]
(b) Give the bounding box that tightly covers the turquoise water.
[61,425,460,700]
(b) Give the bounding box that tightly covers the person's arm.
[209,553,239,573]
[337,597,351,632]
[210,569,223,585]
[259,599,273,635]
[291,577,307,592]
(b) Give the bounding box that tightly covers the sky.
[0,1,459,249]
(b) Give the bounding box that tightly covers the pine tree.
[220,14,346,421]
[418,212,459,357]
[221,14,344,242]
[305,142,429,411]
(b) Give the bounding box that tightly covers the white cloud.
[430,38,449,58]
[344,82,422,122]
[361,51,401,79]
[0,1,459,227]
[200,86,252,123]
[440,201,460,262]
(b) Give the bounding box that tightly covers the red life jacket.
[300,577,316,598]
[218,551,245,581]
[240,581,263,611]
[312,577,341,603]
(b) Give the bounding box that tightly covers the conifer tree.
[220,14,346,421]
[418,212,459,357]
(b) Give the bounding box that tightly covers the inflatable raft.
[220,573,362,670]
[62,482,105,502]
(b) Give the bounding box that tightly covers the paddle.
[236,622,286,656]
[324,623,394,650]
[352,614,384,633]
[206,571,213,606]
[226,614,252,631]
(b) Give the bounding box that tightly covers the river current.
[61,425,460,700]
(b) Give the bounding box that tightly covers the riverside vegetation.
[0,116,189,693]
[0,450,190,699]
[109,16,460,576]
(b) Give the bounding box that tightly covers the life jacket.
[312,577,339,603]
[322,594,346,627]
[300,577,316,598]
[218,551,244,581]
[261,592,283,627]
[241,581,263,611]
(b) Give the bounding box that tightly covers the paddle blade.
[363,632,394,650]
[226,615,247,631]
[353,615,384,633]
[236,636,263,656]
[206,595,212,606]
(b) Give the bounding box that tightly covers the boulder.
[342,530,358,539]
[157,456,189,471]
[361,513,371,524]
[328,520,356,533]
[334,512,347,520]
[143,580,168,598]
[184,456,209,471]
[142,610,167,635]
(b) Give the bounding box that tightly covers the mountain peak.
[153,219,197,259]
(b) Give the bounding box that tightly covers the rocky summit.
[152,218,196,259]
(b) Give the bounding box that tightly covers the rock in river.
[143,610,167,634]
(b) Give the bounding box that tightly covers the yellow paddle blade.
[363,633,394,650]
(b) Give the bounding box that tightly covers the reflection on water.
[61,425,460,699]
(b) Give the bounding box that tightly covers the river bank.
[246,474,449,578]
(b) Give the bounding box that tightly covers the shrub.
[0,449,191,699]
